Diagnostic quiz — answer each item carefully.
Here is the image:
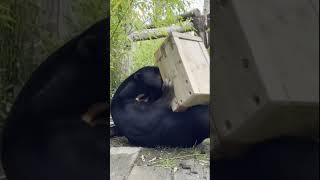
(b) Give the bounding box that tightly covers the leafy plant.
[110,0,193,99]
[131,38,165,72]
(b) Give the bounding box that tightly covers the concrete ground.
[110,136,210,180]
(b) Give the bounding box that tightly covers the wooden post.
[40,0,72,39]
[203,0,210,49]
[128,22,193,41]
[203,0,210,16]
[192,15,208,48]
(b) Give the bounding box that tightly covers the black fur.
[1,18,108,180]
[111,66,209,147]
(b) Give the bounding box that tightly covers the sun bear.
[111,66,209,147]
[1,18,108,180]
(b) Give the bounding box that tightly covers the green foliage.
[0,0,42,125]
[69,0,107,36]
[0,2,15,30]
[131,38,165,72]
[110,0,134,99]
[110,0,192,99]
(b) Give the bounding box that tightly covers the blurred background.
[0,0,106,125]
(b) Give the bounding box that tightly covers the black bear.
[1,18,108,180]
[111,66,210,147]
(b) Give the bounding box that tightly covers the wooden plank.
[232,0,319,102]
[310,0,319,15]
[211,0,319,153]
[156,32,210,112]
[128,22,193,41]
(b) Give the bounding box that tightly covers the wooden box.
[211,0,319,150]
[155,32,210,112]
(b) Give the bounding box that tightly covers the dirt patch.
[110,136,132,147]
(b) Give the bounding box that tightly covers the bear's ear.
[118,81,137,98]
[76,35,97,60]
[134,72,143,81]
